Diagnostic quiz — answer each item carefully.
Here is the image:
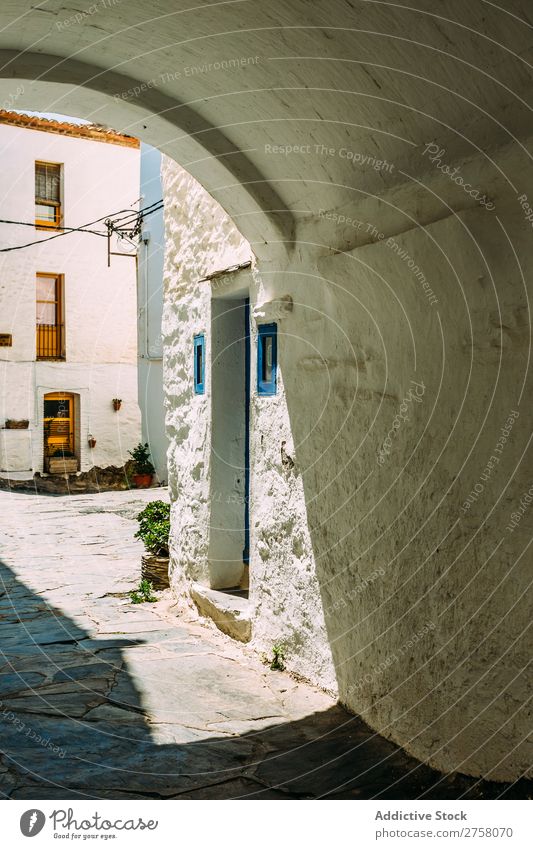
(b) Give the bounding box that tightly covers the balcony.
[36,324,64,361]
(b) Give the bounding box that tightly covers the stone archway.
[0,2,532,781]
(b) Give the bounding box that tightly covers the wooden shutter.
[35,162,60,203]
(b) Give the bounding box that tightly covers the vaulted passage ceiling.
[0,1,532,254]
[1,2,533,784]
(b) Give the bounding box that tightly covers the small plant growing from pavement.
[270,643,286,671]
[129,579,157,604]
[128,442,155,475]
[135,500,170,556]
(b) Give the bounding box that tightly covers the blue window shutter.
[257,323,277,395]
[194,334,205,394]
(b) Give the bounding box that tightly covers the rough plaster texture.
[138,143,169,483]
[0,121,141,472]
[0,0,532,781]
[162,147,533,780]
[161,156,250,595]
[161,155,338,696]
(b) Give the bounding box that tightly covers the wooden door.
[43,392,75,462]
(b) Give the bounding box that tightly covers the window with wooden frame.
[35,161,62,229]
[36,273,65,360]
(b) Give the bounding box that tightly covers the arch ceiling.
[0,1,531,255]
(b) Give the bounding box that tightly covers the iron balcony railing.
[36,323,64,360]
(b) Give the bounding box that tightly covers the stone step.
[190,582,252,643]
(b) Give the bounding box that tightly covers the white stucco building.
[0,111,141,477]
[138,143,168,484]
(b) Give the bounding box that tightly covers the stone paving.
[0,488,531,800]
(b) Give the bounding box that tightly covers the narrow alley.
[0,489,528,800]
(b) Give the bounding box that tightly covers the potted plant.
[112,398,122,411]
[4,419,29,429]
[128,442,155,488]
[135,500,170,589]
[87,434,96,448]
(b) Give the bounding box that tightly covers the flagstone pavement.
[0,488,530,800]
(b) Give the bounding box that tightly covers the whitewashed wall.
[138,143,168,483]
[161,154,337,689]
[162,146,533,781]
[161,156,249,591]
[0,121,141,473]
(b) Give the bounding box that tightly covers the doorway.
[43,392,77,470]
[208,296,250,591]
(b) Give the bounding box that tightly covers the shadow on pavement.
[0,559,531,800]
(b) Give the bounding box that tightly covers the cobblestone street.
[0,489,529,800]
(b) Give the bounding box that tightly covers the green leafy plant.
[270,643,286,671]
[128,442,155,475]
[52,449,76,458]
[135,500,170,556]
[129,579,157,604]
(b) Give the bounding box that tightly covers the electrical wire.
[0,218,105,235]
[0,199,164,253]
[109,200,164,231]
[115,206,164,230]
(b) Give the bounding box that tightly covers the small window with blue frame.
[257,323,277,395]
[194,334,205,394]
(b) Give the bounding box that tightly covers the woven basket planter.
[47,457,79,474]
[141,554,170,590]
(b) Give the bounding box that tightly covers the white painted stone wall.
[161,156,250,592]
[162,143,533,781]
[138,143,169,483]
[0,120,141,473]
[161,155,337,690]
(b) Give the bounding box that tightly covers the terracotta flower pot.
[113,400,122,411]
[133,473,153,489]
[88,437,96,448]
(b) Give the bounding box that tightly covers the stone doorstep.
[190,582,252,643]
